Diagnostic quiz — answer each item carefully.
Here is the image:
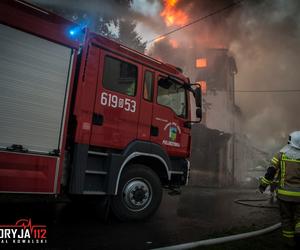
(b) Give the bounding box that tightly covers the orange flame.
[169,39,179,48]
[160,0,188,27]
[196,58,207,68]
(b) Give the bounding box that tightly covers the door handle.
[150,126,159,137]
[92,113,104,126]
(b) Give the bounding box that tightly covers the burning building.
[148,0,278,187]
[190,48,238,187]
[147,1,243,187]
[190,48,270,187]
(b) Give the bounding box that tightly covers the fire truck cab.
[0,0,202,220]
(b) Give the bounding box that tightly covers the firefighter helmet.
[288,131,300,150]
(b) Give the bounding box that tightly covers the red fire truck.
[0,0,202,220]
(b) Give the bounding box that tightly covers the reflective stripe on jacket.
[277,153,300,202]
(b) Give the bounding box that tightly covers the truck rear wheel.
[111,164,162,221]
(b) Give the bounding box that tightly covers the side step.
[85,170,107,175]
[88,151,108,157]
[82,191,106,195]
[82,150,110,195]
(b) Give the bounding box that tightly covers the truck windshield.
[157,78,187,118]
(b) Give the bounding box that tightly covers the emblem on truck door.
[162,122,181,147]
[169,126,177,142]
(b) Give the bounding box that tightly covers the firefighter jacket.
[260,152,300,202]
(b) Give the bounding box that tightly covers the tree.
[29,0,146,52]
[117,20,147,53]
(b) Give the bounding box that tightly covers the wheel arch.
[114,153,171,195]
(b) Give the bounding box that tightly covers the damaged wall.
[190,49,237,187]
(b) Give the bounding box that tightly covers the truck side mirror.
[184,107,202,128]
[196,108,202,119]
[194,87,202,108]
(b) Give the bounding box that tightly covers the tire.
[111,164,162,221]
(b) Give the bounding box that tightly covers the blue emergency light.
[67,25,87,43]
[69,29,76,36]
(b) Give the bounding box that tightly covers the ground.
[0,187,290,250]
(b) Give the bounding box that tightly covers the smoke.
[29,0,163,32]
[228,0,300,151]
[30,0,135,17]
[146,0,300,152]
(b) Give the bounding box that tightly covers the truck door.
[151,75,190,157]
[137,67,155,141]
[90,51,141,149]
[150,74,176,153]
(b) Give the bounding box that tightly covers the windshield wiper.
[6,144,28,153]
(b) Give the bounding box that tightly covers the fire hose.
[152,194,281,250]
[152,223,281,250]
[234,198,278,209]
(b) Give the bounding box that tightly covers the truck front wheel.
[111,164,162,221]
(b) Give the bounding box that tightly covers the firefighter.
[259,131,300,247]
